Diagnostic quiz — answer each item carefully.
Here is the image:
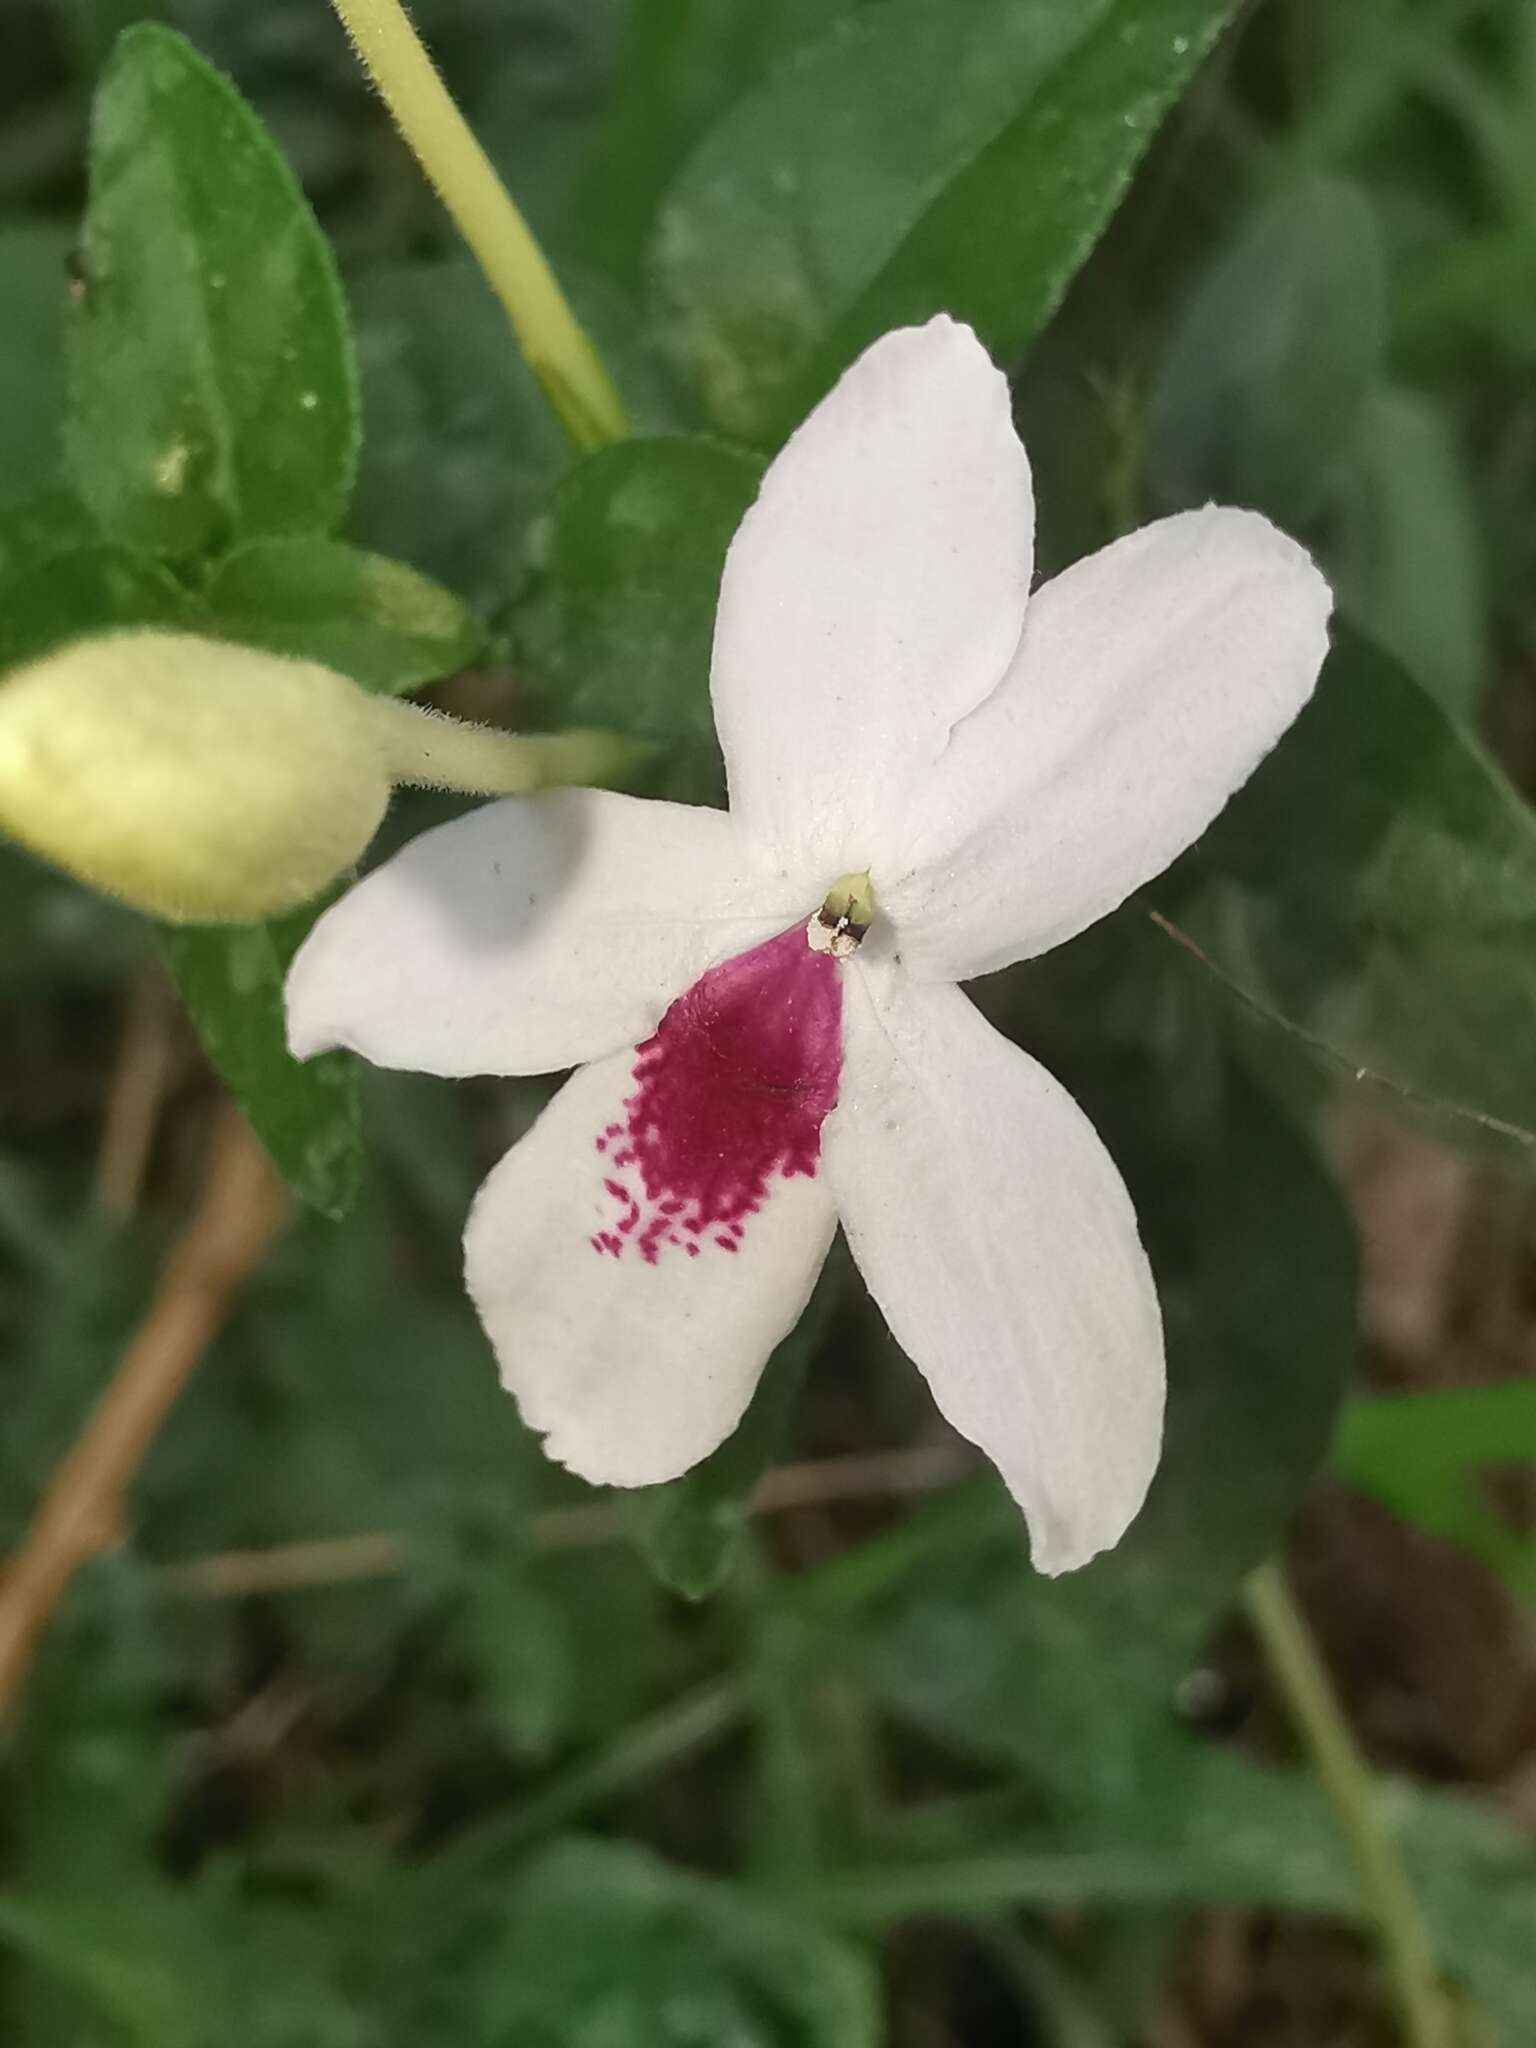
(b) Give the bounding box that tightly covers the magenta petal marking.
[590,925,842,1264]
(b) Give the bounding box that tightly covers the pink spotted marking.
[590,925,842,1265]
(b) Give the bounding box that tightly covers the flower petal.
[824,963,1163,1574]
[465,1047,837,1487]
[287,789,812,1077]
[882,507,1332,979]
[711,316,1033,880]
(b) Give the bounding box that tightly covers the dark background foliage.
[1,0,1535,2041]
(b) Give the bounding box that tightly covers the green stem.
[326,0,628,450]
[366,696,648,794]
[1245,1561,1456,2048]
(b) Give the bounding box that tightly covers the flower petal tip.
[1023,1478,1158,1579]
[283,927,343,1064]
[855,311,1007,393]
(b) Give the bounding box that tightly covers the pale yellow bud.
[0,631,390,922]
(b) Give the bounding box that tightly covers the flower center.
[590,924,844,1265]
[807,868,874,958]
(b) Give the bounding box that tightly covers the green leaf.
[204,536,485,695]
[512,435,762,800]
[0,543,188,674]
[0,225,73,504]
[1334,385,1487,714]
[1149,173,1387,526]
[66,23,358,558]
[1155,624,1536,1166]
[0,492,101,588]
[161,905,360,1219]
[652,0,1238,443]
[625,1250,847,1599]
[1333,1383,1536,1599]
[454,1837,881,2048]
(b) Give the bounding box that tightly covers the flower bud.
[0,630,390,922]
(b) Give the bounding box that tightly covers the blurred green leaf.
[459,1559,588,1761]
[625,1251,846,1600]
[12,1560,171,1879]
[0,1157,69,1293]
[1149,174,1387,526]
[1333,1382,1536,1599]
[1156,625,1536,1167]
[161,905,360,1218]
[653,0,1238,443]
[4,1813,372,2048]
[363,1066,488,1237]
[0,542,189,673]
[565,0,867,298]
[812,1744,1536,2040]
[471,0,625,245]
[0,1560,198,2048]
[1335,385,1487,714]
[259,1289,530,1539]
[0,1885,232,2048]
[346,256,567,609]
[445,1836,881,2048]
[204,536,485,694]
[0,845,138,991]
[463,1545,675,1760]
[0,224,72,503]
[0,492,102,587]
[66,23,357,558]
[512,435,761,800]
[0,1225,140,1552]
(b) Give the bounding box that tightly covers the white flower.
[286,317,1331,1574]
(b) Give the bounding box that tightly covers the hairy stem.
[366,696,649,795]
[326,0,628,449]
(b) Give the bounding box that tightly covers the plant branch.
[326,0,628,450]
[0,1106,286,1714]
[1244,1560,1456,2048]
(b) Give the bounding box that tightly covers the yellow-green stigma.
[808,870,875,957]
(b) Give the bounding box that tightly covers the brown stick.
[0,1105,286,1713]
